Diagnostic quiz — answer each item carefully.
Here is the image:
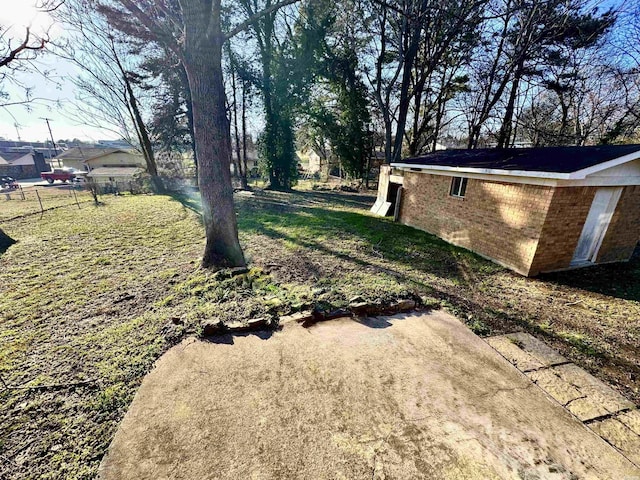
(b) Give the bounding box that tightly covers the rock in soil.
[279,311,314,326]
[202,321,224,336]
[395,300,416,312]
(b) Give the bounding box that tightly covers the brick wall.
[398,172,554,275]
[0,164,38,180]
[398,172,639,276]
[529,186,640,274]
[528,187,596,275]
[597,185,640,263]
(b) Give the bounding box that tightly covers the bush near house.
[0,190,638,479]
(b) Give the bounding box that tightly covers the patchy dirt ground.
[0,188,638,479]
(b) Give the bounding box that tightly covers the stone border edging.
[202,298,426,336]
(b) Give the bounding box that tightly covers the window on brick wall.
[449,177,468,198]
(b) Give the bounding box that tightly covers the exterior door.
[571,187,623,265]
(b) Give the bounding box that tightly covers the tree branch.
[0,28,48,69]
[224,0,300,40]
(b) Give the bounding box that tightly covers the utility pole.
[41,118,58,157]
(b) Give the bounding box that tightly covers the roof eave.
[391,163,573,180]
[392,147,640,180]
[568,149,640,178]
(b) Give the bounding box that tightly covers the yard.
[0,185,94,222]
[0,188,638,479]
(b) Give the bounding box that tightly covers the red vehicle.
[41,168,77,184]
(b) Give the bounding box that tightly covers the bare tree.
[0,1,56,112]
[0,1,55,250]
[0,27,48,69]
[361,0,485,162]
[53,1,163,191]
[227,46,256,190]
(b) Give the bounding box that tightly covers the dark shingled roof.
[0,152,32,162]
[396,145,640,174]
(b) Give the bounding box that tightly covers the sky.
[0,0,117,142]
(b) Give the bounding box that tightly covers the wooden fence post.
[73,187,80,209]
[35,190,44,215]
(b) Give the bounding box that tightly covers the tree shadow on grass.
[290,189,377,210]
[166,192,204,225]
[539,246,640,302]
[240,189,640,303]
[166,187,481,284]
[237,202,493,286]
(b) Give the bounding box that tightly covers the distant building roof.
[97,139,135,149]
[394,145,640,175]
[0,152,34,165]
[55,147,128,162]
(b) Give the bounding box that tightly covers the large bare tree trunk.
[181,1,245,269]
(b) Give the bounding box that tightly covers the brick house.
[372,145,640,276]
[0,151,49,179]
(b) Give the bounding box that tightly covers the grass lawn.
[0,189,638,479]
[0,186,94,222]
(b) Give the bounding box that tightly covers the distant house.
[0,151,49,179]
[297,148,338,179]
[373,145,640,276]
[52,147,146,183]
[231,148,260,177]
[0,140,59,160]
[83,149,146,184]
[54,147,116,171]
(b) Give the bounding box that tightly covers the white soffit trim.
[391,163,571,179]
[392,165,559,186]
[393,167,640,187]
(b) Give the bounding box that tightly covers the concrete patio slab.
[485,335,545,372]
[590,417,640,466]
[551,363,636,421]
[503,332,567,366]
[98,312,639,480]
